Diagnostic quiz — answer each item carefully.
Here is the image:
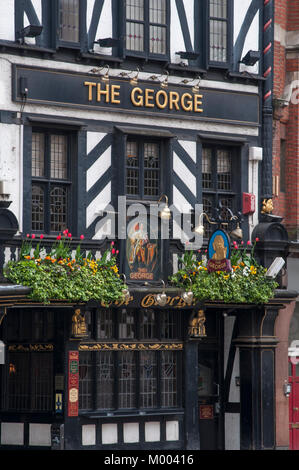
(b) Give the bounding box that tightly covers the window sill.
[79,409,184,419]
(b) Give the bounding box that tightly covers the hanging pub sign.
[124,217,161,282]
[207,229,232,273]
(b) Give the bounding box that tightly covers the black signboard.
[12,64,260,125]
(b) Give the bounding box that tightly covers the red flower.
[31,234,36,239]
[80,234,84,240]
[111,248,116,254]
[68,233,72,238]
[57,235,61,240]
[111,241,115,246]
[247,240,251,245]
[255,237,259,242]
[240,241,244,245]
[116,250,119,254]
[40,234,44,240]
[26,233,30,238]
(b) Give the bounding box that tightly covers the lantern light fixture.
[158,194,171,220]
[155,280,168,307]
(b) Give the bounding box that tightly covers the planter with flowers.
[4,230,126,305]
[170,238,279,305]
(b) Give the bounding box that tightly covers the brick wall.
[273,0,299,239]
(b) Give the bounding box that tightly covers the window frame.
[201,143,240,238]
[122,0,170,62]
[206,0,233,69]
[125,137,162,201]
[56,0,83,49]
[30,127,73,235]
[79,307,183,413]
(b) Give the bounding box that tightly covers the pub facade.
[0,0,294,450]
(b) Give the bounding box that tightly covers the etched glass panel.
[144,142,160,197]
[126,22,144,51]
[149,25,166,54]
[126,141,139,196]
[217,149,231,190]
[149,0,166,24]
[209,0,227,18]
[202,148,212,189]
[32,133,45,177]
[140,351,157,408]
[96,352,114,409]
[50,135,67,179]
[126,0,144,20]
[161,351,177,407]
[32,185,45,231]
[59,0,79,42]
[119,351,136,408]
[79,352,93,410]
[97,309,114,339]
[50,186,67,232]
[140,309,156,339]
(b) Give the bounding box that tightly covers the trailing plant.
[4,231,125,305]
[170,238,278,304]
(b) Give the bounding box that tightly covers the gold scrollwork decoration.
[8,344,54,352]
[79,342,184,351]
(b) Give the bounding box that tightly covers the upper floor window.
[126,139,161,199]
[202,145,238,237]
[125,0,168,57]
[31,130,72,234]
[208,0,228,64]
[58,0,80,43]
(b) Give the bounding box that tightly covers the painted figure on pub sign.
[207,229,232,273]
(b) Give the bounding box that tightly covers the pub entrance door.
[289,357,299,450]
[198,347,224,450]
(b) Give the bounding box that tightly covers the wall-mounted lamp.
[175,51,199,61]
[284,380,291,398]
[240,50,261,67]
[230,222,243,240]
[16,24,43,44]
[155,280,167,307]
[193,212,217,235]
[192,76,201,94]
[89,65,110,82]
[119,68,140,85]
[149,71,169,89]
[158,194,171,220]
[181,278,193,306]
[94,37,119,48]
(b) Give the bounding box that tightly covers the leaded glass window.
[126,140,160,199]
[31,130,72,234]
[59,0,80,43]
[78,308,182,412]
[125,0,168,57]
[209,0,228,63]
[202,145,237,237]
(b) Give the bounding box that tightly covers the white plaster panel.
[145,422,161,442]
[123,423,139,443]
[178,140,197,163]
[93,0,113,56]
[87,181,111,229]
[170,0,186,64]
[87,131,106,155]
[173,152,196,195]
[102,423,118,444]
[82,424,96,446]
[182,0,194,47]
[172,185,192,212]
[1,422,24,445]
[166,421,179,441]
[0,0,15,41]
[239,11,260,75]
[29,423,51,446]
[87,146,111,192]
[0,123,22,231]
[234,0,252,44]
